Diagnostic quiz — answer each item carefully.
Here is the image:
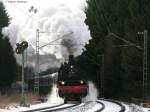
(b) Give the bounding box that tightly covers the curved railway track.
[95,101,105,112]
[52,101,105,112]
[99,99,126,112]
[22,103,65,112]
[21,99,125,112]
[36,101,105,112]
[43,103,81,112]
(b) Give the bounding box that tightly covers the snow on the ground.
[129,104,150,112]
[122,103,130,112]
[0,84,149,112]
[0,102,102,112]
[55,101,102,112]
[0,100,149,112]
[122,103,150,112]
[0,102,61,112]
[38,104,75,112]
[143,107,150,112]
[99,100,122,112]
[85,102,103,112]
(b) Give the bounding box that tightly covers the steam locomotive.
[57,55,89,103]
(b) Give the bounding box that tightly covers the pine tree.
[0,2,17,93]
[77,0,150,99]
[0,2,9,36]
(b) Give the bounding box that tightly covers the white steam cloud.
[82,81,98,102]
[47,73,63,104]
[47,81,98,104]
[47,84,64,104]
[2,0,91,65]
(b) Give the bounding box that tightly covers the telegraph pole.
[98,54,104,98]
[34,29,40,94]
[143,30,148,101]
[34,30,73,95]
[138,30,148,101]
[28,7,40,94]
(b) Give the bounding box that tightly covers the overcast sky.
[2,0,87,23]
[3,0,34,22]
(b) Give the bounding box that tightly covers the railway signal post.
[16,41,28,106]
[137,30,149,102]
[98,54,104,98]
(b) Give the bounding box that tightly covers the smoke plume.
[2,0,91,65]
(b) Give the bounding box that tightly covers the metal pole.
[101,55,104,98]
[20,52,25,106]
[143,30,148,101]
[98,54,104,98]
[35,29,40,94]
[34,31,72,94]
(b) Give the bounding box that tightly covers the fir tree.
[0,2,17,93]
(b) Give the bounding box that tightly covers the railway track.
[22,103,65,112]
[33,101,105,112]
[42,103,81,112]
[99,98,126,112]
[95,101,105,112]
[21,99,125,112]
[51,101,105,112]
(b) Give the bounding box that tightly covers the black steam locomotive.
[57,55,89,103]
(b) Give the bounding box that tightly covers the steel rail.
[41,103,81,112]
[22,103,65,112]
[99,98,126,112]
[95,101,105,112]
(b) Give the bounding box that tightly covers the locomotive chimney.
[68,55,74,64]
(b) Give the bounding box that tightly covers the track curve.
[46,103,81,112]
[51,101,105,112]
[21,99,126,112]
[98,99,126,112]
[22,103,65,112]
[95,101,105,112]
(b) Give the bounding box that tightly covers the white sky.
[2,0,87,23]
[3,0,33,22]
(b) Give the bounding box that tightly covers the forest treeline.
[77,0,150,100]
[0,2,17,94]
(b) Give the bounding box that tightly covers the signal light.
[21,41,28,49]
[16,43,20,47]
[15,43,22,54]
[16,48,20,54]
[15,41,28,54]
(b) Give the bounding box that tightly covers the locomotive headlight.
[60,81,65,85]
[80,80,84,84]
